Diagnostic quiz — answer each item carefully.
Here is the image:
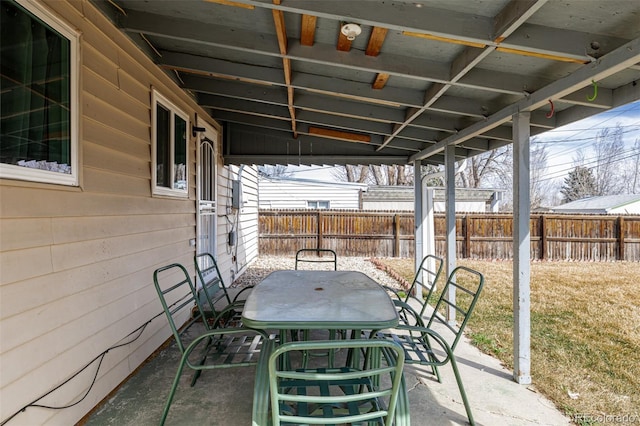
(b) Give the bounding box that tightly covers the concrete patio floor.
[81,298,572,426]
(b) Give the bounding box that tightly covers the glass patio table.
[242,270,399,331]
[242,270,408,426]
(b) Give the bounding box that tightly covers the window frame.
[307,200,330,209]
[151,89,189,197]
[0,0,80,186]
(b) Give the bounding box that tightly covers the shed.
[258,177,367,210]
[362,186,503,212]
[552,194,640,214]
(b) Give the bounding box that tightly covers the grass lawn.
[373,258,640,424]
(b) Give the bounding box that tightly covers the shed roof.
[553,194,640,211]
[362,186,500,202]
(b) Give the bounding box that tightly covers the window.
[0,0,79,185]
[152,90,188,197]
[307,200,330,209]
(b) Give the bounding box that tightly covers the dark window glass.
[1,1,71,173]
[174,116,187,190]
[156,104,170,187]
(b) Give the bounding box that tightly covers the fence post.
[618,216,625,261]
[393,214,400,257]
[317,210,323,252]
[464,215,471,258]
[540,215,546,260]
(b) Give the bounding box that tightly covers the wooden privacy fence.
[259,210,640,261]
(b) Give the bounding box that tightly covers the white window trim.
[0,0,80,186]
[151,89,189,197]
[308,200,330,209]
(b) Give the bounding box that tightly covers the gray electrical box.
[231,180,243,209]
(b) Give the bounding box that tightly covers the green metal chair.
[153,263,274,426]
[268,339,407,426]
[293,248,340,368]
[194,252,252,327]
[383,254,444,325]
[378,266,485,426]
[295,248,338,270]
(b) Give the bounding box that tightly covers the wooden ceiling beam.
[372,73,390,90]
[336,31,353,52]
[366,27,388,56]
[300,14,317,46]
[203,0,255,10]
[308,127,371,143]
[272,0,297,136]
[367,26,390,90]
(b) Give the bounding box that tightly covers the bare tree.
[570,124,638,196]
[371,165,385,185]
[622,139,640,194]
[258,165,291,178]
[491,140,554,210]
[420,164,445,186]
[592,126,625,195]
[333,164,413,185]
[458,148,509,188]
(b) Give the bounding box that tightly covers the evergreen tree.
[560,166,597,203]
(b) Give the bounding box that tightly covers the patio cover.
[91,0,640,383]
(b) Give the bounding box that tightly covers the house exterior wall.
[610,202,640,214]
[216,164,259,284]
[552,199,640,214]
[258,179,363,210]
[361,200,488,212]
[0,1,257,424]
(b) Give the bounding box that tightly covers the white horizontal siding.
[0,1,256,424]
[216,165,259,284]
[259,180,362,210]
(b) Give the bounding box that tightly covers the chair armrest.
[393,300,426,327]
[394,324,453,366]
[231,285,254,303]
[382,285,405,301]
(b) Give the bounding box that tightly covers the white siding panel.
[0,0,250,424]
[0,247,54,292]
[214,165,260,284]
[0,241,190,321]
[610,202,640,214]
[258,179,362,210]
[0,218,53,251]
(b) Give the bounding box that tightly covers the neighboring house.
[259,179,503,212]
[0,2,258,424]
[258,176,367,210]
[362,186,503,212]
[551,194,640,214]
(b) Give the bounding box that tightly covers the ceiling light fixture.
[340,23,362,41]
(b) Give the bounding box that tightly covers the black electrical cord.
[0,293,191,426]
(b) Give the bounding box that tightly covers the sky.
[531,100,640,185]
[289,100,640,186]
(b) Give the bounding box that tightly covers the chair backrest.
[294,248,337,270]
[194,252,232,315]
[153,263,212,354]
[269,339,405,426]
[426,266,485,351]
[403,254,444,317]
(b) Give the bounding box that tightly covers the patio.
[81,259,571,426]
